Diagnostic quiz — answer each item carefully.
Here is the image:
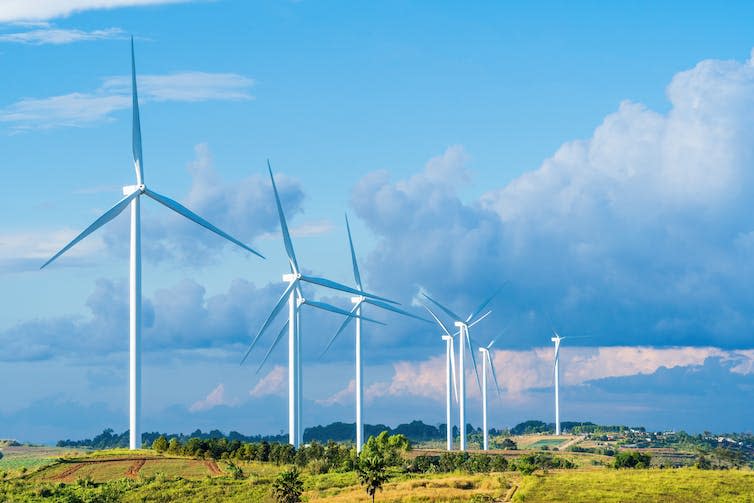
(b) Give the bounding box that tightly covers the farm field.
[1,447,753,502]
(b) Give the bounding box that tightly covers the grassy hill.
[2,441,754,502]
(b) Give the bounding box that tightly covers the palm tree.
[357,455,390,503]
[271,466,303,503]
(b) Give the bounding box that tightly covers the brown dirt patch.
[205,460,221,476]
[125,459,146,478]
[52,463,84,481]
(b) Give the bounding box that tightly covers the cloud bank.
[353,51,754,350]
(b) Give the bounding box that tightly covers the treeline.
[509,420,644,435]
[406,451,574,474]
[150,430,409,474]
[57,421,478,449]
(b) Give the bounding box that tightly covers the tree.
[357,455,390,503]
[271,466,303,503]
[151,435,168,452]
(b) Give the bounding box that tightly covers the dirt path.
[205,460,222,476]
[558,435,585,451]
[125,459,146,478]
[52,463,84,481]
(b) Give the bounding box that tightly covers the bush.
[151,436,168,452]
[614,451,651,469]
[272,466,303,503]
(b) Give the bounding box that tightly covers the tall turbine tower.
[42,38,264,450]
[423,289,499,451]
[478,339,502,450]
[551,330,564,436]
[320,214,428,453]
[425,306,458,451]
[241,165,389,447]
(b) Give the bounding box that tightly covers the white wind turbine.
[550,328,588,436]
[41,38,264,450]
[478,338,502,450]
[423,289,499,451]
[241,164,390,448]
[424,305,458,451]
[319,214,430,453]
[551,330,563,436]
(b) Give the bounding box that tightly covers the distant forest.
[56,420,630,449]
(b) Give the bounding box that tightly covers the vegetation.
[357,455,390,503]
[272,466,304,503]
[614,451,652,469]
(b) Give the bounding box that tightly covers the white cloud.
[0,228,105,271]
[189,383,232,412]
[338,346,754,406]
[0,73,254,130]
[353,51,754,349]
[0,0,191,23]
[250,366,287,398]
[0,27,126,44]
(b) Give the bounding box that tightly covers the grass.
[513,468,754,502]
[4,447,754,502]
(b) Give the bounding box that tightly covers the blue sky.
[3,0,754,443]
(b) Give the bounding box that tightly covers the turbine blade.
[319,303,359,359]
[131,36,144,185]
[143,188,264,259]
[363,298,431,323]
[41,190,139,269]
[466,285,504,323]
[449,338,459,403]
[424,305,453,337]
[303,299,386,325]
[486,337,498,350]
[467,310,491,329]
[300,274,395,304]
[466,332,482,393]
[486,351,502,398]
[240,280,297,365]
[256,320,289,374]
[422,293,461,322]
[344,214,362,291]
[267,161,298,273]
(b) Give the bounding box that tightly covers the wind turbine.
[424,305,458,451]
[549,326,589,436]
[241,165,390,448]
[478,339,502,450]
[41,38,264,450]
[423,289,500,451]
[319,214,430,452]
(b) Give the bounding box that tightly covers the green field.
[2,446,754,502]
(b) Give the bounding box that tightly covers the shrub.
[272,466,303,503]
[151,435,168,452]
[614,451,651,469]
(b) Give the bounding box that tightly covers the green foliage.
[225,461,244,480]
[360,432,410,466]
[271,466,303,503]
[357,455,389,503]
[614,451,652,469]
[406,452,509,474]
[151,435,168,453]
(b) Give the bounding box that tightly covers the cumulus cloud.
[0,27,126,44]
[353,52,754,349]
[189,384,233,412]
[0,0,191,23]
[321,346,754,407]
[0,74,254,131]
[250,366,287,398]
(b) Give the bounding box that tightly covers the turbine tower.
[423,289,499,451]
[478,339,502,450]
[42,38,264,450]
[425,306,458,451]
[551,330,564,436]
[320,214,429,453]
[241,165,389,448]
